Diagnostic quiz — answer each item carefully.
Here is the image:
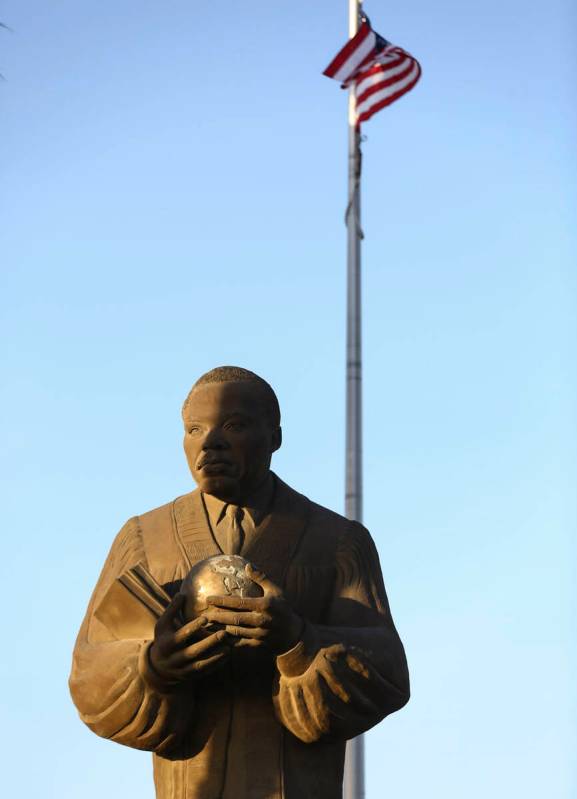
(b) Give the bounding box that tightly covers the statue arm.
[69,518,190,754]
[273,522,409,743]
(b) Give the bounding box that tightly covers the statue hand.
[204,564,304,655]
[148,594,231,685]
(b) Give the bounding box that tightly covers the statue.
[69,366,409,799]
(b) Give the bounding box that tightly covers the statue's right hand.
[148,594,231,684]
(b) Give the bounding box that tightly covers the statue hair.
[182,366,281,428]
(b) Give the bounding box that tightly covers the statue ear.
[271,426,282,453]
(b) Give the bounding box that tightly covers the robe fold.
[70,475,409,799]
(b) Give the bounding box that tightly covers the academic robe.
[69,475,409,799]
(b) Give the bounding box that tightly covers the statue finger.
[155,593,184,634]
[333,676,379,714]
[204,607,266,628]
[175,630,230,663]
[206,594,267,611]
[224,625,268,640]
[172,615,208,646]
[245,564,282,597]
[302,683,329,729]
[180,650,229,676]
[233,637,266,649]
[319,669,351,704]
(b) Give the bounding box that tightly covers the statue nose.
[202,428,228,450]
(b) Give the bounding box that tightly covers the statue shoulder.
[135,490,197,528]
[307,499,353,534]
[278,477,365,543]
[308,502,373,553]
[128,491,199,580]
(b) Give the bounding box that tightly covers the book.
[94,563,172,640]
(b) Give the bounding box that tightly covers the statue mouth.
[200,461,234,475]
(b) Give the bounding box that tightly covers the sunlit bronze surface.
[180,554,263,622]
[69,368,409,799]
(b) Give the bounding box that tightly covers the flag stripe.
[356,61,421,119]
[355,59,415,107]
[323,22,371,77]
[354,55,409,98]
[331,30,376,83]
[343,46,381,84]
[356,62,422,122]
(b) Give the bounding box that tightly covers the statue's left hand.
[204,565,304,655]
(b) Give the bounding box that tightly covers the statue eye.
[226,422,246,432]
[188,425,202,435]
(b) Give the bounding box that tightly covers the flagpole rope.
[344,134,364,240]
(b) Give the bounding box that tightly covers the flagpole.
[343,0,364,798]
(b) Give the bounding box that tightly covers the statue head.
[182,366,282,503]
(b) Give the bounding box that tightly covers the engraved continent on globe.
[180,555,264,622]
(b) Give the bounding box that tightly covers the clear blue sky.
[1,2,575,797]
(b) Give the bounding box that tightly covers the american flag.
[323,19,421,124]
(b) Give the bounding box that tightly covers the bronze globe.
[180,554,264,623]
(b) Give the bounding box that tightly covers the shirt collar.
[202,472,275,530]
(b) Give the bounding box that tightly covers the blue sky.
[1,1,575,797]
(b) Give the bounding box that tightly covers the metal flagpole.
[343,0,364,798]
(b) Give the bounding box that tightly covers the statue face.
[182,381,281,502]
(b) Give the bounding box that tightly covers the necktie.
[223,504,244,555]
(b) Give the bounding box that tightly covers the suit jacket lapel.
[172,489,221,567]
[243,474,311,588]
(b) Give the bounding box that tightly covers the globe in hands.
[180,555,264,624]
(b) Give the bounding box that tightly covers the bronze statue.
[69,366,409,799]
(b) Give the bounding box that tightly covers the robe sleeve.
[69,518,191,754]
[273,522,409,743]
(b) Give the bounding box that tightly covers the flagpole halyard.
[343,1,365,798]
